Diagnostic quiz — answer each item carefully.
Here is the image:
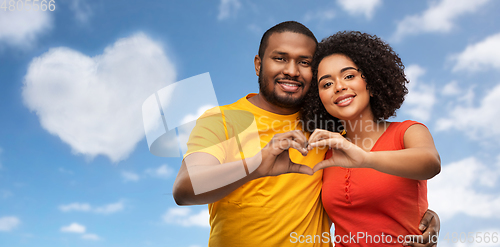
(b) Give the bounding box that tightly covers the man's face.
[255,32,316,109]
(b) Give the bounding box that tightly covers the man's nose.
[283,61,300,77]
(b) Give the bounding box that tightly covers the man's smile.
[276,79,303,93]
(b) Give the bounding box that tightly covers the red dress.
[322,121,428,246]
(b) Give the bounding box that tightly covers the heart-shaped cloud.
[22,33,176,162]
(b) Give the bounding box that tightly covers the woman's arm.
[308,125,441,180]
[364,124,441,180]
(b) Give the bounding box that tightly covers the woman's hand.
[307,129,369,173]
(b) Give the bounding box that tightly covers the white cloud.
[217,0,241,20]
[68,0,93,23]
[0,216,21,232]
[121,171,140,182]
[392,0,491,41]
[60,222,101,240]
[303,9,336,23]
[162,207,209,228]
[61,222,86,233]
[180,105,216,125]
[145,164,174,179]
[428,157,500,221]
[0,10,52,48]
[176,105,216,156]
[336,0,381,19]
[122,165,175,182]
[436,83,500,142]
[22,33,176,162]
[93,201,124,214]
[451,32,500,72]
[1,190,13,199]
[81,233,101,240]
[441,81,461,96]
[59,203,91,212]
[59,201,124,214]
[400,65,436,122]
[58,167,74,175]
[247,24,262,35]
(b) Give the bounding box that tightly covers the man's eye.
[274,57,284,61]
[300,61,310,66]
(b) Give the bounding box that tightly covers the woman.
[300,31,441,246]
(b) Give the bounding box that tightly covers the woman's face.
[317,54,372,121]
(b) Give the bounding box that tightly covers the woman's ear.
[366,84,374,97]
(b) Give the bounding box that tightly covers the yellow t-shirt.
[184,94,331,246]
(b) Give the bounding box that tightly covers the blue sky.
[1,0,500,246]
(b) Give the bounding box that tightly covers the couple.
[173,21,441,246]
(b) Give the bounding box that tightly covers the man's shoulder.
[195,95,252,125]
[221,94,253,110]
[199,94,253,117]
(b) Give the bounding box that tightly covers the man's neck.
[247,93,299,115]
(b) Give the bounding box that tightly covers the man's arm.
[173,152,261,205]
[173,130,313,205]
[404,209,440,247]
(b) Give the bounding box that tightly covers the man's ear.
[254,55,261,76]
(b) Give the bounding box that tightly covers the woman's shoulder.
[391,120,427,131]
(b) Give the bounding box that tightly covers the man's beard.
[258,67,306,109]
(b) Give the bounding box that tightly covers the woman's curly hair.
[300,31,409,133]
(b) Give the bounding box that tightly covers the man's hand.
[404,209,440,246]
[253,130,313,177]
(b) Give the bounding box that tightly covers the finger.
[309,138,346,150]
[271,138,308,156]
[308,139,330,150]
[272,130,307,147]
[420,225,438,244]
[403,241,436,247]
[403,233,438,247]
[404,234,425,244]
[287,162,313,175]
[308,129,338,147]
[419,210,434,232]
[287,140,309,156]
[312,159,336,173]
[308,129,328,144]
[405,233,430,244]
[282,130,308,149]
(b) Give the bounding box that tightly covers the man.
[173,21,439,246]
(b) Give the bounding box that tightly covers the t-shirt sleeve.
[183,107,228,164]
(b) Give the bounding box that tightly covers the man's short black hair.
[258,21,318,59]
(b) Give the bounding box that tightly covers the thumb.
[312,159,335,173]
[288,162,314,175]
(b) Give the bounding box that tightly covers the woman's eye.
[345,74,354,80]
[323,82,333,88]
